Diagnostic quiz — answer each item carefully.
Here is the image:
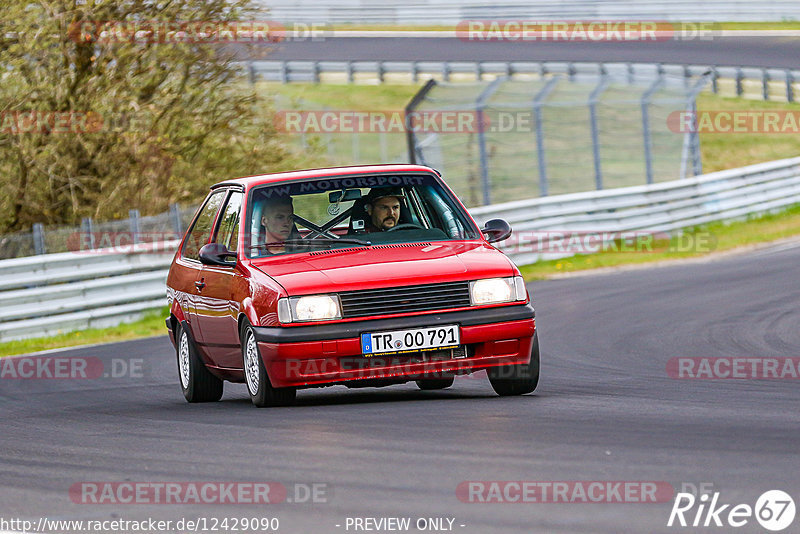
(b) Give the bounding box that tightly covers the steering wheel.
[387,223,425,232]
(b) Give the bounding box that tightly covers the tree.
[0,0,306,233]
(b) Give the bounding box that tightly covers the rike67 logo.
[668,490,795,531]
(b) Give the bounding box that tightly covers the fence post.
[32,223,45,255]
[81,217,95,250]
[129,209,141,244]
[532,76,561,197]
[404,79,438,164]
[169,203,182,235]
[346,60,355,83]
[247,61,256,85]
[475,77,505,205]
[641,76,665,185]
[787,70,795,103]
[762,68,770,101]
[688,74,710,177]
[588,76,609,190]
[411,61,419,83]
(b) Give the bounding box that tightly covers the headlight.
[278,295,341,323]
[470,277,527,305]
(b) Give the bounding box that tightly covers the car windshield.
[244,173,480,257]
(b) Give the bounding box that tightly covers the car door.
[176,189,228,351]
[194,189,244,368]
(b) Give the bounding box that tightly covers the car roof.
[211,164,440,190]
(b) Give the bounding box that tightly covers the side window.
[182,190,227,261]
[214,192,243,252]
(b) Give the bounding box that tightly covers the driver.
[363,187,405,232]
[260,196,294,254]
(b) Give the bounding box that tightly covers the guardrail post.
[539,63,547,79]
[129,209,141,244]
[442,62,451,82]
[762,68,770,100]
[280,61,289,84]
[377,61,385,83]
[312,61,321,83]
[787,70,795,103]
[32,223,45,255]
[735,67,744,96]
[81,217,95,250]
[641,76,665,185]
[169,203,182,235]
[346,60,355,83]
[589,76,609,190]
[568,62,576,82]
[627,63,634,85]
[475,77,505,205]
[711,66,719,94]
[532,77,561,197]
[411,61,419,83]
[247,61,256,85]
[505,61,513,78]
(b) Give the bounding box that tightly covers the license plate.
[361,325,460,355]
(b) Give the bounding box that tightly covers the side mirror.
[480,219,512,243]
[199,243,237,267]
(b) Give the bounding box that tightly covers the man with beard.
[363,187,405,232]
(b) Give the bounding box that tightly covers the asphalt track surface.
[2,240,799,533]
[258,36,800,69]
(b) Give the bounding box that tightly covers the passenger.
[260,196,294,254]
[363,187,405,232]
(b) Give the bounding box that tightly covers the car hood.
[250,241,517,295]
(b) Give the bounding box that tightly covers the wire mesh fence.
[408,69,707,207]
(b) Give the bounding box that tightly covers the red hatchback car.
[166,164,538,407]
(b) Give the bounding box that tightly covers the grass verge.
[519,203,800,280]
[0,307,168,358]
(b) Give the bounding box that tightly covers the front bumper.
[253,303,536,388]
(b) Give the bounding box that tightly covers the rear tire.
[415,376,455,390]
[488,333,540,396]
[176,323,223,403]
[241,321,296,408]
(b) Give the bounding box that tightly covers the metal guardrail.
[2,158,799,341]
[0,244,176,341]
[257,0,800,23]
[470,157,800,265]
[249,60,800,102]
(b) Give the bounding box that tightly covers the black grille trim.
[339,281,471,318]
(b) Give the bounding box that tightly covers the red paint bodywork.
[166,165,535,388]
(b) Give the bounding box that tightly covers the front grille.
[339,281,471,318]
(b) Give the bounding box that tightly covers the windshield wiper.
[247,237,372,249]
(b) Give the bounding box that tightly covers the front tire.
[176,322,223,403]
[241,322,296,408]
[488,332,540,396]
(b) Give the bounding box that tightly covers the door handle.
[195,280,206,291]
